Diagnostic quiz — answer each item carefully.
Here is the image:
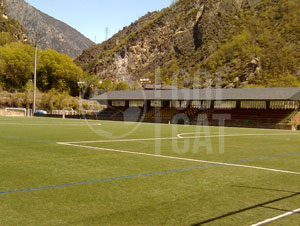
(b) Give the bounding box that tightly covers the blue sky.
[26,0,172,43]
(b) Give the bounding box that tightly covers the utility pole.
[33,43,37,116]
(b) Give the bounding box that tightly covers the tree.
[100,79,114,91]
[0,42,34,91]
[37,49,84,96]
[0,32,15,46]
[114,82,129,90]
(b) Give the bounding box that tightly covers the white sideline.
[250,207,300,226]
[57,142,300,176]
[61,133,300,144]
[0,123,102,126]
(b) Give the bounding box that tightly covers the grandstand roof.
[91,87,300,101]
[144,84,178,90]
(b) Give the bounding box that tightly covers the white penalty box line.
[59,132,300,144]
[57,132,300,176]
[251,207,300,226]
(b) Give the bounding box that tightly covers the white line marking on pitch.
[250,207,300,226]
[0,123,102,126]
[176,132,220,138]
[61,137,177,144]
[181,133,300,139]
[57,142,300,176]
[61,133,300,144]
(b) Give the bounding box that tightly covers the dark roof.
[91,87,300,101]
[144,84,177,90]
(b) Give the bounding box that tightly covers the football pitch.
[0,117,300,226]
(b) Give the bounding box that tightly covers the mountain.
[5,0,94,58]
[75,0,300,88]
[0,0,27,43]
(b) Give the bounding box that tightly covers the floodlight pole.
[33,43,37,116]
[77,81,85,115]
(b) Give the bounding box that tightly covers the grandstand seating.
[96,107,144,121]
[144,107,155,119]
[96,106,298,129]
[96,107,121,120]
[200,109,297,125]
[92,88,300,130]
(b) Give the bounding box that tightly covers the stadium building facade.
[92,88,300,130]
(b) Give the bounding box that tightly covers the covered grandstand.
[91,87,300,130]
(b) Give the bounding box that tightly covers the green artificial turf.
[0,116,299,226]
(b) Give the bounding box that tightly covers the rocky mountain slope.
[75,0,300,88]
[5,0,94,58]
[0,0,27,42]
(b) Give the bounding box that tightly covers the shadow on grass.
[190,185,300,226]
[261,205,300,214]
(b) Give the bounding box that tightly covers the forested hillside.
[75,0,300,88]
[0,0,88,97]
[0,0,27,43]
[5,0,94,58]
[0,0,129,111]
